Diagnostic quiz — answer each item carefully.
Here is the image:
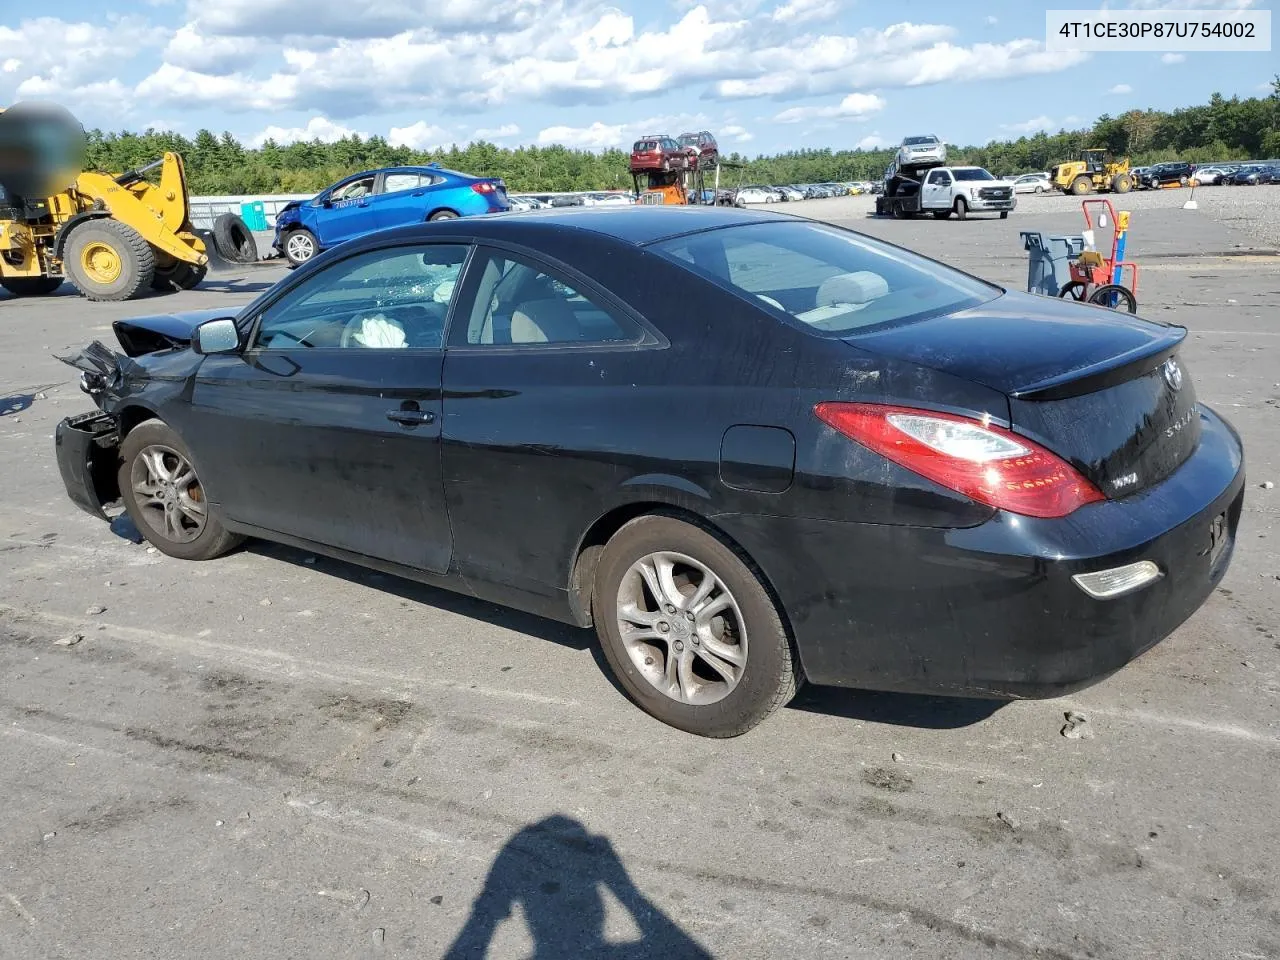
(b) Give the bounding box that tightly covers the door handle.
[411,191,425,196]
[387,405,435,426]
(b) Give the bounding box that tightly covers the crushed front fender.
[55,411,122,521]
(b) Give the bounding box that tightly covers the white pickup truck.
[876,166,1017,220]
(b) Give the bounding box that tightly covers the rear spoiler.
[1010,325,1187,401]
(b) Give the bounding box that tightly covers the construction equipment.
[1050,149,1133,196]
[1057,199,1139,313]
[1,106,208,301]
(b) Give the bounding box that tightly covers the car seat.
[509,298,581,343]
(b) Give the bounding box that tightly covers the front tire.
[591,514,800,738]
[1112,174,1132,194]
[118,420,243,561]
[63,219,155,301]
[283,228,319,267]
[1,276,62,296]
[954,197,968,220]
[1070,176,1093,196]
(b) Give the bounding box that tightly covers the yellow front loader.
[1050,149,1134,196]
[1,152,209,301]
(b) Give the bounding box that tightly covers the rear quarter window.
[651,221,998,337]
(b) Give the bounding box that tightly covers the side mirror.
[192,317,240,355]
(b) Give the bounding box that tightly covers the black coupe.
[56,207,1244,737]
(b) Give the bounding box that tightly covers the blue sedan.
[272,164,510,266]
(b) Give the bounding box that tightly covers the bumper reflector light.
[1072,561,1163,600]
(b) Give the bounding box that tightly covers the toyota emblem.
[1162,358,1183,391]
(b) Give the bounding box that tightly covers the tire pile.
[201,213,259,268]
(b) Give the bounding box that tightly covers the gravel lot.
[1,196,1278,960]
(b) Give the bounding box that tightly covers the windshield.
[651,221,998,337]
[953,168,996,181]
[904,136,937,145]
[678,135,698,146]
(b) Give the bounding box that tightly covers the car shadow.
[193,279,278,294]
[442,814,712,960]
[245,541,1009,731]
[787,684,1006,729]
[1,382,61,417]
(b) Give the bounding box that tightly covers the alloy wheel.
[286,233,315,262]
[615,551,747,705]
[130,444,207,544]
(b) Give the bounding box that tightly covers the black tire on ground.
[1059,281,1089,301]
[1112,174,1132,194]
[118,419,244,562]
[1070,176,1093,196]
[428,210,459,221]
[212,213,258,264]
[0,275,62,296]
[954,197,968,220]
[590,513,802,738]
[891,204,906,220]
[151,261,207,292]
[1087,284,1138,314]
[63,219,155,302]
[1000,211,1009,219]
[282,228,319,267]
[932,209,952,219]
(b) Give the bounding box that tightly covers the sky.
[0,0,1273,155]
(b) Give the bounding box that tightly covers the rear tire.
[1,275,62,297]
[954,198,968,220]
[1112,174,1132,194]
[63,219,155,301]
[212,213,257,264]
[118,420,243,562]
[427,210,459,221]
[591,514,800,738]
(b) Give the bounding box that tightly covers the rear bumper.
[719,405,1245,699]
[55,412,121,521]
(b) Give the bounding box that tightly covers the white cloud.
[536,121,626,149]
[470,123,520,141]
[135,62,297,111]
[773,92,886,123]
[2,58,19,73]
[189,0,549,39]
[985,15,998,24]
[1108,83,1133,94]
[855,132,890,149]
[772,0,840,24]
[0,16,166,106]
[388,120,453,150]
[1063,114,1082,124]
[1160,52,1185,64]
[164,24,263,73]
[720,123,753,142]
[250,115,369,147]
[1002,115,1056,134]
[1125,0,1257,8]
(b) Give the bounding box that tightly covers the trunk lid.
[847,291,1199,498]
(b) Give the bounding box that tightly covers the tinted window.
[652,222,997,336]
[460,250,637,346]
[678,135,698,147]
[927,170,949,184]
[903,136,937,145]
[253,244,469,350]
[331,176,376,201]
[953,169,995,181]
[634,140,657,151]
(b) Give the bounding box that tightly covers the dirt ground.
[1,194,1278,960]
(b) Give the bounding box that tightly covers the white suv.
[896,135,947,167]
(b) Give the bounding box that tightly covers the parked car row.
[1125,160,1280,189]
[732,182,874,205]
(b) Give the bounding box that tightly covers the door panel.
[373,173,435,231]
[184,242,471,574]
[317,174,378,246]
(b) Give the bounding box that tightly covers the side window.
[383,173,427,194]
[458,250,638,347]
[252,244,470,351]
[331,176,375,202]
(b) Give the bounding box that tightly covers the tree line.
[83,82,1280,196]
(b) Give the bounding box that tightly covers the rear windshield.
[633,141,658,151]
[904,136,937,145]
[953,168,996,181]
[651,221,998,336]
[678,135,698,146]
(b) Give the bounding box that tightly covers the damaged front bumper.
[55,411,122,522]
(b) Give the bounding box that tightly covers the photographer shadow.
[443,815,712,960]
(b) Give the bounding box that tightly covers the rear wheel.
[1112,173,1133,194]
[118,420,243,561]
[954,197,968,220]
[591,514,800,738]
[1058,281,1088,301]
[427,210,459,221]
[1070,176,1093,196]
[1,275,62,297]
[1087,284,1138,314]
[283,228,319,267]
[1034,185,1045,194]
[63,219,155,301]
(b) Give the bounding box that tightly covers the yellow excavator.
[0,104,208,301]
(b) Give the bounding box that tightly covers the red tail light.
[471,182,496,194]
[814,402,1104,519]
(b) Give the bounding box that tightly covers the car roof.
[352,205,787,248]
